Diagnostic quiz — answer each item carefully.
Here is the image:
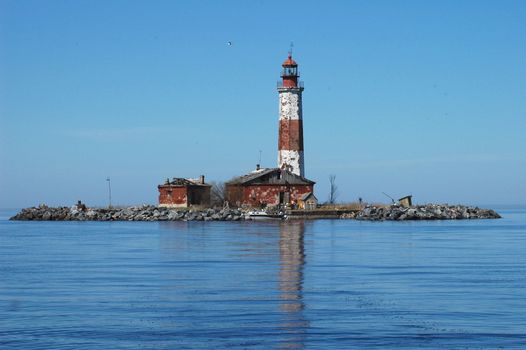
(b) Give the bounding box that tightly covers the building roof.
[282,54,298,67]
[159,177,211,187]
[299,192,317,201]
[226,168,315,186]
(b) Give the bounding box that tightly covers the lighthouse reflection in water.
[156,220,310,348]
[278,221,308,348]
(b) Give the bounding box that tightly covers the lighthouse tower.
[277,53,305,177]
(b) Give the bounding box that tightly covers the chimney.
[199,175,205,184]
[256,164,260,171]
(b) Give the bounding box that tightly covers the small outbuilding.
[158,175,211,208]
[398,195,413,207]
[297,192,318,210]
[226,168,315,208]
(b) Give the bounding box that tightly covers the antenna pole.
[106,177,112,208]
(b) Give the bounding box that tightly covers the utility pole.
[106,177,112,208]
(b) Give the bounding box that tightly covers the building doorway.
[279,191,290,205]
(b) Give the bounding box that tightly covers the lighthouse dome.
[282,54,298,67]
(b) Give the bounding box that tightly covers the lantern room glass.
[283,66,297,76]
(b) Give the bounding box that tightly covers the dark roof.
[226,168,315,186]
[300,192,317,201]
[159,178,211,187]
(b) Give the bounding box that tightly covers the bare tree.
[328,174,338,204]
[210,181,227,207]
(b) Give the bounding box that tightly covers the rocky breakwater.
[352,204,501,221]
[10,205,246,222]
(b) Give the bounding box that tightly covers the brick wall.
[158,186,188,207]
[227,184,313,207]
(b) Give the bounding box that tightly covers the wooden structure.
[398,195,413,207]
[297,192,318,210]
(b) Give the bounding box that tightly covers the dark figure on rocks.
[76,200,87,211]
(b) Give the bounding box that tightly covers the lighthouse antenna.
[289,42,294,56]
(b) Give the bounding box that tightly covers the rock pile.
[10,205,246,222]
[10,204,501,222]
[354,204,501,221]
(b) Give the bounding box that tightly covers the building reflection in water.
[279,221,309,349]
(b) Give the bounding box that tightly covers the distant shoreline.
[10,204,501,222]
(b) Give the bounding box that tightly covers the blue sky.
[1,0,525,208]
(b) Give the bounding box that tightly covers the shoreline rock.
[9,204,501,222]
[9,205,245,222]
[352,204,501,221]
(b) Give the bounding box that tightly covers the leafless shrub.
[328,174,338,204]
[210,181,227,207]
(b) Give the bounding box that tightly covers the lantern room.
[280,54,299,88]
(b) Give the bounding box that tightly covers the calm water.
[1,208,526,349]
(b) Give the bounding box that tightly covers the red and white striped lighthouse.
[277,53,305,177]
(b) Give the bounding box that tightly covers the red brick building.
[158,176,211,208]
[226,168,315,208]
